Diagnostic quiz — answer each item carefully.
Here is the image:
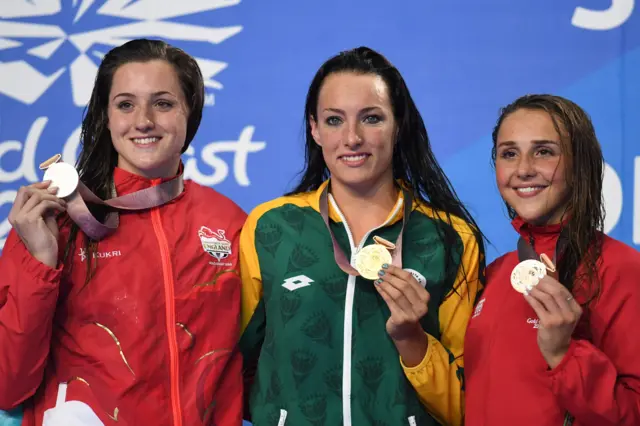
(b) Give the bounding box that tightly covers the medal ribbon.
[318,182,413,276]
[516,227,569,280]
[44,158,184,241]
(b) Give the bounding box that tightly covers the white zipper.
[408,415,417,426]
[277,409,287,426]
[328,194,404,426]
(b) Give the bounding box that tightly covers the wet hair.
[491,94,604,304]
[290,46,485,290]
[62,38,205,282]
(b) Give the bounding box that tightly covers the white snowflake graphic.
[0,0,243,106]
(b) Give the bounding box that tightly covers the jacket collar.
[511,215,566,255]
[312,179,414,225]
[112,163,184,197]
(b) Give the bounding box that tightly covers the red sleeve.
[0,229,62,409]
[546,250,640,425]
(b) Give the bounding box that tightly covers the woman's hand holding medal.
[374,263,430,367]
[524,275,582,369]
[8,181,66,269]
[511,253,582,368]
[8,155,74,268]
[374,263,431,341]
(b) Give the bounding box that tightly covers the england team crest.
[198,226,232,261]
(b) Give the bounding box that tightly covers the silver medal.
[43,162,79,198]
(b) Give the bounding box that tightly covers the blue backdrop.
[0,1,638,424]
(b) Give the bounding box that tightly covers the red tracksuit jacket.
[0,167,246,426]
[465,217,640,426]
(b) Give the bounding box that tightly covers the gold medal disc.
[354,244,392,280]
[510,259,547,293]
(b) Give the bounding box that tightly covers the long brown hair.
[491,94,604,304]
[61,39,205,283]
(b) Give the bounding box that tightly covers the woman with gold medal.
[239,46,485,426]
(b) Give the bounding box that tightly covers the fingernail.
[378,270,385,276]
[48,186,59,194]
[381,263,389,269]
[524,289,530,296]
[374,279,382,286]
[526,284,534,292]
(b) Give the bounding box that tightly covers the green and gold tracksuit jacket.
[239,181,483,426]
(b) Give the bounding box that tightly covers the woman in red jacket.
[465,94,640,425]
[0,39,246,425]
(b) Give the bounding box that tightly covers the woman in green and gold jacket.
[239,46,485,426]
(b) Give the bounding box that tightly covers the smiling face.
[108,60,189,179]
[495,108,571,225]
[310,71,397,194]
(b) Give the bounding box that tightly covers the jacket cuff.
[18,243,63,284]
[545,339,579,378]
[400,333,436,374]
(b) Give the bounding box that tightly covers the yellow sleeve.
[239,212,265,356]
[401,229,483,426]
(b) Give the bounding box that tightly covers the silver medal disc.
[510,259,547,293]
[42,162,79,198]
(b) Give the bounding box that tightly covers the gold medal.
[354,244,392,280]
[510,259,547,293]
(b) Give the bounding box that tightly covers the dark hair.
[491,94,604,304]
[62,38,205,280]
[290,46,485,289]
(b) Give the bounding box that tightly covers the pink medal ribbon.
[40,154,184,241]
